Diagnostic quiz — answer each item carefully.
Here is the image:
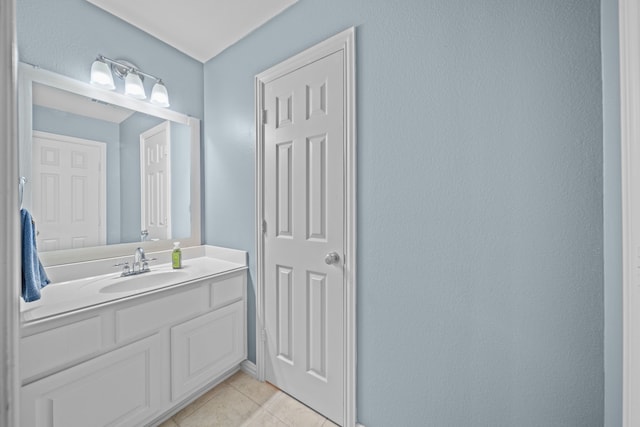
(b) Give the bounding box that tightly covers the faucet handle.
[114,261,130,275]
[140,257,157,273]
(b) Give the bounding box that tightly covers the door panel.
[264,50,345,425]
[140,121,171,241]
[32,132,105,251]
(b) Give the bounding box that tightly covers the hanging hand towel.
[21,209,50,302]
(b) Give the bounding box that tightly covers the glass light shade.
[124,72,146,99]
[90,59,115,90]
[150,81,170,107]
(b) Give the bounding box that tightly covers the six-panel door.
[263,50,346,425]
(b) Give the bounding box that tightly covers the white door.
[140,121,171,241]
[263,51,345,425]
[32,131,106,251]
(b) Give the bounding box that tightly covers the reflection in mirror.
[19,63,201,265]
[31,83,191,251]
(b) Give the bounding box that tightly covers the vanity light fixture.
[90,55,170,107]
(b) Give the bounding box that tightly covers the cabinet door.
[21,334,162,427]
[21,315,102,383]
[171,301,245,401]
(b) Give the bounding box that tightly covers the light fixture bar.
[97,54,163,83]
[92,54,170,107]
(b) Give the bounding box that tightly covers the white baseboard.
[240,360,257,378]
[356,424,365,427]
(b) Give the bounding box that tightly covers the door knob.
[325,252,340,265]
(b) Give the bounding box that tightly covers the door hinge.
[262,109,268,125]
[262,220,267,234]
[261,329,267,342]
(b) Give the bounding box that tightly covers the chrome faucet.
[133,247,146,272]
[115,247,155,277]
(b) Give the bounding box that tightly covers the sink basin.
[99,269,189,294]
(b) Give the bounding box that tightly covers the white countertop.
[21,247,247,324]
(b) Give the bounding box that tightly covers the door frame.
[255,27,357,426]
[620,0,640,425]
[0,0,20,425]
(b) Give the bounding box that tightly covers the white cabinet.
[21,334,162,427]
[20,315,103,383]
[20,270,247,427]
[171,300,245,401]
[115,285,209,344]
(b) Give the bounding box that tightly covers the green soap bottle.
[172,242,182,269]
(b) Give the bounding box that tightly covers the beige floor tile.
[240,408,289,427]
[172,382,228,424]
[156,418,179,427]
[321,418,340,427]
[263,392,325,427]
[179,384,260,427]
[226,371,279,405]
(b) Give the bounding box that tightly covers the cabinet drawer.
[21,334,162,427]
[170,301,245,401]
[115,286,208,343]
[21,316,102,383]
[211,273,244,309]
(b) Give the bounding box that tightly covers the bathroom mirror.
[18,63,201,265]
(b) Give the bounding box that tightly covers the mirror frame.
[18,62,201,266]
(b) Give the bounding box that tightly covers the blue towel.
[21,209,50,302]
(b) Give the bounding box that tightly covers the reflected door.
[32,131,106,251]
[263,51,345,425]
[140,121,171,241]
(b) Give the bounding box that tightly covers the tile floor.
[157,370,339,427]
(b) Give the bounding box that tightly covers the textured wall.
[16,0,203,119]
[203,0,604,425]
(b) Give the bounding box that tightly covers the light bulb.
[125,72,146,100]
[150,81,170,107]
[90,59,115,90]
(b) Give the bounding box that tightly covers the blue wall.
[602,0,622,426]
[203,1,604,425]
[16,0,203,120]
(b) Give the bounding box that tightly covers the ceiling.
[85,0,298,63]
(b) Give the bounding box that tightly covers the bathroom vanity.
[16,62,240,427]
[19,246,247,427]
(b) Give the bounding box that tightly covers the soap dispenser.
[172,242,182,269]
